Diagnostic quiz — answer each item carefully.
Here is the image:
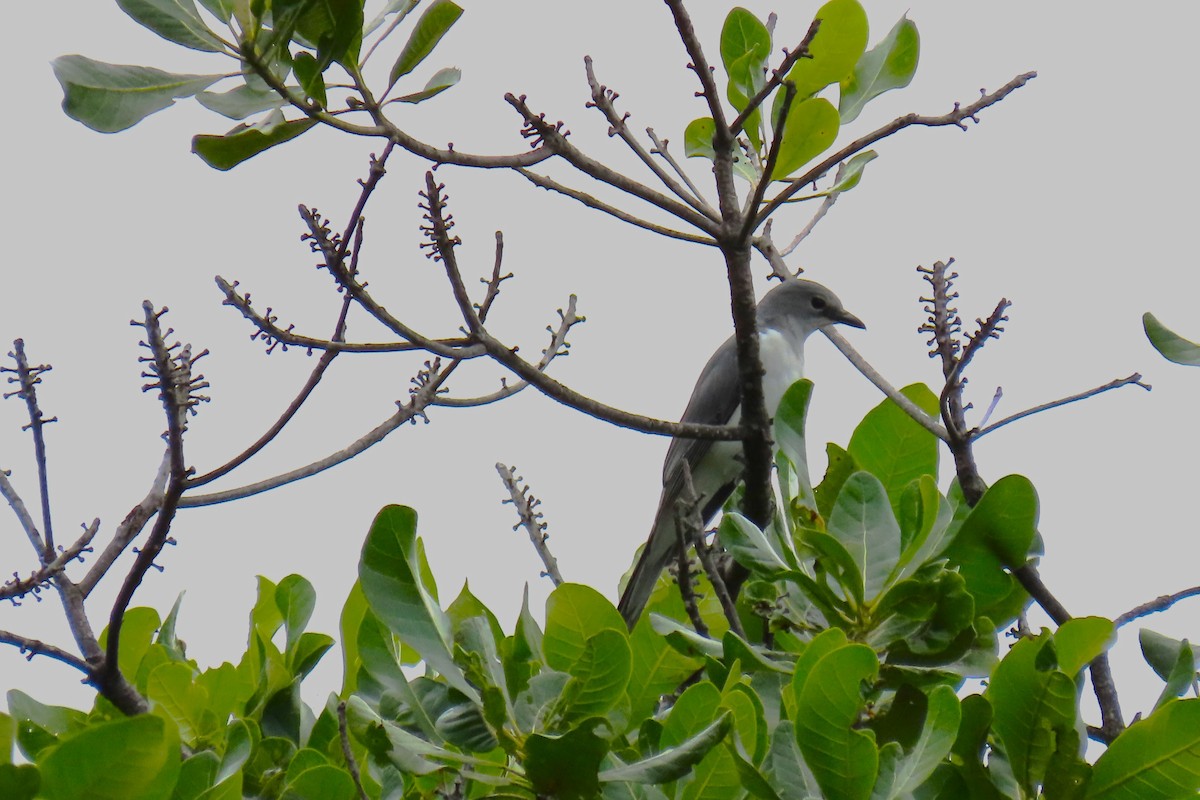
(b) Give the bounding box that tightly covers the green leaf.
[798,150,877,199]
[7,691,85,761]
[626,613,703,726]
[388,0,463,90]
[338,580,368,696]
[1054,617,1115,677]
[275,574,316,657]
[196,83,285,120]
[794,643,880,800]
[847,383,939,517]
[191,118,317,170]
[543,583,626,673]
[815,442,859,519]
[279,764,356,800]
[774,379,816,509]
[771,97,839,180]
[1154,641,1197,711]
[357,505,478,702]
[558,630,631,723]
[525,718,609,799]
[98,606,161,682]
[0,712,11,765]
[395,66,461,103]
[1087,699,1200,799]
[721,7,771,96]
[1143,312,1200,366]
[344,698,446,776]
[871,685,960,798]
[53,55,223,133]
[216,720,254,785]
[117,0,225,52]
[365,0,417,35]
[942,475,1038,624]
[1140,629,1200,680]
[146,662,211,742]
[296,0,363,68]
[987,633,1077,796]
[291,52,327,107]
[826,471,902,601]
[840,16,919,124]
[720,513,792,576]
[685,117,717,160]
[39,715,181,800]
[603,712,733,785]
[196,0,234,22]
[785,0,869,98]
[764,721,823,799]
[0,764,40,800]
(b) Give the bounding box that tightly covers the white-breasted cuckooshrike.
[617,278,864,627]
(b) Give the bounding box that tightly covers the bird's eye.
[810,296,827,311]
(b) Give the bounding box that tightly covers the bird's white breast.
[758,328,806,417]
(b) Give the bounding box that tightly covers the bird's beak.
[834,309,866,330]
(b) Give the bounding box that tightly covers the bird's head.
[760,278,865,336]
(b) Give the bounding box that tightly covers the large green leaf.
[0,764,40,800]
[38,715,180,800]
[847,383,939,516]
[387,0,463,90]
[7,691,87,761]
[721,7,771,97]
[626,611,703,726]
[794,643,880,800]
[1054,617,1115,677]
[1143,312,1200,366]
[764,721,823,800]
[987,633,1077,796]
[542,583,625,673]
[558,630,631,723]
[942,475,1038,624]
[98,606,161,683]
[771,97,839,180]
[53,56,222,133]
[275,574,316,657]
[357,505,478,702]
[525,718,609,800]
[720,513,792,576]
[784,0,869,98]
[196,83,285,120]
[1087,699,1200,799]
[774,379,816,510]
[826,472,901,601]
[191,118,318,170]
[870,685,960,799]
[839,16,919,124]
[279,764,356,800]
[117,0,225,51]
[602,713,732,785]
[146,662,212,742]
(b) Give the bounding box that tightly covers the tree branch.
[974,374,1150,439]
[496,463,563,585]
[0,630,92,673]
[1115,585,1200,628]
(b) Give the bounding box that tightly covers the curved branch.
[1115,585,1200,628]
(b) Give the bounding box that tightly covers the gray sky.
[3,1,1198,745]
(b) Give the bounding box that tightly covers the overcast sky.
[3,1,1198,742]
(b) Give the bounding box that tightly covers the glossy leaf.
[795,643,880,800]
[1054,616,1115,677]
[942,475,1038,623]
[53,56,222,133]
[0,763,39,800]
[847,383,939,516]
[7,691,86,761]
[291,52,327,107]
[605,711,733,785]
[720,7,771,96]
[117,0,225,52]
[815,442,858,519]
[542,583,625,673]
[720,513,791,576]
[192,118,317,170]
[280,764,356,800]
[987,633,1077,796]
[558,630,631,722]
[39,715,180,800]
[357,505,478,702]
[1087,699,1200,799]
[98,606,161,683]
[146,662,211,742]
[826,471,901,601]
[774,379,816,509]
[784,0,869,98]
[1144,312,1200,366]
[871,685,960,798]
[764,721,823,799]
[276,574,316,657]
[525,718,609,799]
[627,613,703,726]
[388,0,463,90]
[771,97,839,180]
[395,66,461,103]
[297,0,363,68]
[1140,628,1200,680]
[840,16,919,124]
[685,117,717,160]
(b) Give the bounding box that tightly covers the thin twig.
[0,630,91,673]
[0,519,98,603]
[647,128,708,206]
[496,464,563,585]
[821,329,949,441]
[752,221,793,281]
[757,72,1038,227]
[515,169,716,245]
[1115,585,1200,628]
[727,20,822,138]
[974,374,1150,439]
[584,56,717,220]
[0,467,43,555]
[675,463,708,637]
[7,340,57,562]
[740,81,796,241]
[338,701,370,800]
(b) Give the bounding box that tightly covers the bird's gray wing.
[662,332,741,489]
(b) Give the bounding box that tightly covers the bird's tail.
[617,499,677,629]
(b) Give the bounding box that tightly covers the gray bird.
[617,278,864,627]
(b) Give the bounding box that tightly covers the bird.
[617,278,864,628]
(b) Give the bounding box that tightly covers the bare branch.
[647,128,709,207]
[5,340,58,561]
[974,374,1151,440]
[584,56,717,220]
[515,169,716,246]
[0,630,91,673]
[1,519,98,603]
[80,451,169,597]
[0,467,43,556]
[821,328,949,441]
[1115,586,1200,628]
[496,463,563,585]
[757,72,1038,227]
[752,220,793,281]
